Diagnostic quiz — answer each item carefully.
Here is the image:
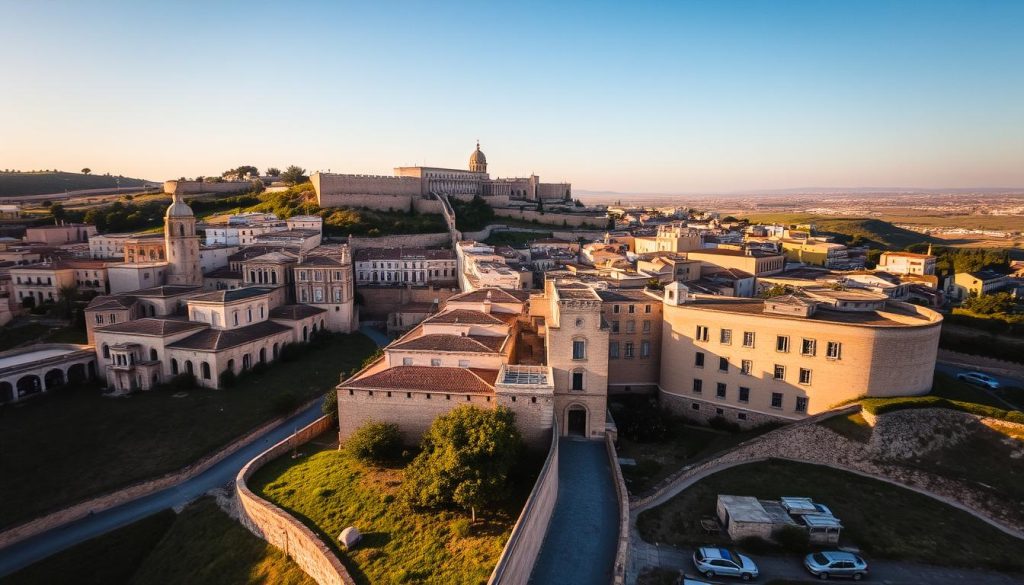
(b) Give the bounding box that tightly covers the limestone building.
[354,248,457,286]
[164,191,202,286]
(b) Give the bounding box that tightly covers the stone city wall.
[0,396,324,549]
[163,180,256,195]
[347,232,451,251]
[493,207,607,229]
[487,419,559,585]
[606,433,630,585]
[337,387,498,445]
[235,415,356,585]
[312,173,422,198]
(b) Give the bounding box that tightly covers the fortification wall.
[348,232,451,250]
[606,434,630,585]
[487,419,559,585]
[313,173,422,197]
[493,207,605,228]
[163,180,255,195]
[235,415,355,585]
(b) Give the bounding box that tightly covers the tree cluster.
[961,292,1018,316]
[451,195,495,231]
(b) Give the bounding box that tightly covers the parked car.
[804,551,869,580]
[692,547,759,580]
[957,371,1000,389]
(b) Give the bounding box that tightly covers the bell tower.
[164,190,201,286]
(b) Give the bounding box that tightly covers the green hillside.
[0,171,152,197]
[744,213,933,249]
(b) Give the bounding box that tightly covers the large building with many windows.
[354,248,457,286]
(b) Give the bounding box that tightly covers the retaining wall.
[163,180,256,195]
[493,207,607,228]
[606,434,630,585]
[347,232,451,250]
[235,415,355,585]
[0,396,323,549]
[488,419,560,585]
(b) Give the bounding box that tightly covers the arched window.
[272,343,279,359]
[303,326,308,342]
[185,361,194,375]
[247,308,252,323]
[178,224,185,237]
[242,354,251,370]
[150,348,158,361]
[233,311,239,326]
[259,348,266,363]
[259,305,264,319]
[271,271,278,284]
[201,362,211,380]
[102,344,110,359]
[320,319,325,330]
[171,359,179,375]
[227,359,235,374]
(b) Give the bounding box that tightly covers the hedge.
[862,396,1024,425]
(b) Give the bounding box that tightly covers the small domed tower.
[468,141,487,173]
[164,191,201,286]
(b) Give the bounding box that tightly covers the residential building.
[878,251,937,276]
[354,248,457,286]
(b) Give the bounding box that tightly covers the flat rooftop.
[673,297,940,327]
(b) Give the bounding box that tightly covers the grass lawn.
[636,459,1024,572]
[0,332,377,529]
[0,321,88,351]
[249,438,536,585]
[616,417,778,496]
[4,499,313,585]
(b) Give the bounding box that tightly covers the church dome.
[469,141,487,172]
[165,193,194,218]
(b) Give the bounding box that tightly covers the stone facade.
[600,288,663,393]
[164,192,202,286]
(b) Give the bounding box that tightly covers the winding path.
[0,326,392,578]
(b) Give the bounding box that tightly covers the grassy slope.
[250,441,528,585]
[0,172,150,197]
[130,499,314,585]
[636,459,1024,571]
[4,499,314,585]
[0,333,377,529]
[742,211,1024,236]
[741,213,932,248]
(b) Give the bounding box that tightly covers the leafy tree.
[53,285,79,320]
[81,168,91,175]
[50,203,66,221]
[760,284,790,299]
[223,165,259,180]
[345,421,402,462]
[321,387,338,421]
[280,165,307,185]
[266,167,281,177]
[400,406,523,521]
[962,292,1016,315]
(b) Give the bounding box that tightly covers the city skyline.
[2,0,1023,193]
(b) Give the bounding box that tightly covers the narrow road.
[0,325,391,578]
[530,438,620,585]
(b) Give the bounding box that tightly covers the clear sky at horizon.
[2,0,1022,193]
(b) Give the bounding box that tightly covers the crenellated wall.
[235,415,356,585]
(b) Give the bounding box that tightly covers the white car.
[692,546,759,580]
[957,371,1000,389]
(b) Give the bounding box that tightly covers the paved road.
[530,438,620,585]
[936,362,1023,393]
[631,539,1024,584]
[0,326,390,578]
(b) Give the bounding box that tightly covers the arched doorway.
[17,375,42,398]
[0,382,13,403]
[567,405,588,437]
[67,363,87,385]
[44,369,65,390]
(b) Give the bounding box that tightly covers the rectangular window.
[826,341,842,360]
[776,335,790,352]
[645,304,652,313]
[642,320,651,333]
[640,340,651,358]
[743,331,755,348]
[624,342,635,358]
[612,305,620,314]
[402,357,413,366]
[771,392,784,409]
[95,315,104,325]
[626,321,635,334]
[799,368,812,385]
[695,352,705,367]
[458,359,470,368]
[738,386,750,403]
[430,358,441,367]
[773,364,786,380]
[716,382,726,398]
[572,340,586,360]
[796,396,809,413]
[628,304,635,313]
[801,338,816,356]
[720,329,732,344]
[572,371,584,391]
[741,360,752,375]
[692,378,703,394]
[696,325,709,342]
[719,357,729,372]
[611,320,620,334]
[738,412,748,421]
[609,341,620,359]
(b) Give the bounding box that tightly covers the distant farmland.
[0,172,152,197]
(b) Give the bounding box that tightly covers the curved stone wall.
[235,416,356,585]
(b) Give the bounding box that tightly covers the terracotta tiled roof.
[131,285,203,298]
[168,321,290,351]
[204,267,243,279]
[269,304,327,320]
[86,295,137,311]
[348,366,496,394]
[446,287,529,303]
[391,333,506,353]
[424,309,505,325]
[188,287,273,303]
[96,318,206,336]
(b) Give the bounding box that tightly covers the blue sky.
[2,0,1022,193]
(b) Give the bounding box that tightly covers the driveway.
[530,438,620,585]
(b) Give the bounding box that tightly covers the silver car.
[692,546,759,580]
[804,551,868,580]
[957,371,1000,389]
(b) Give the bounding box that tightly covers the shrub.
[322,388,338,421]
[776,524,810,553]
[169,373,195,391]
[450,518,472,538]
[861,396,1024,424]
[345,421,402,463]
[219,369,237,388]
